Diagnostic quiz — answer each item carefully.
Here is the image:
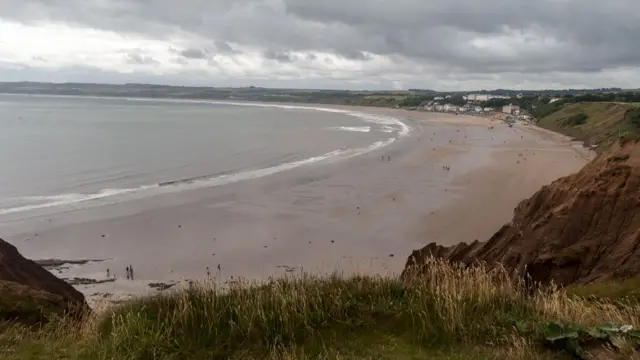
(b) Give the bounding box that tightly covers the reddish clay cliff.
[403,140,640,286]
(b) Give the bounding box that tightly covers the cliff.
[0,238,88,323]
[403,139,640,286]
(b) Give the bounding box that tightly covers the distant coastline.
[0,81,631,109]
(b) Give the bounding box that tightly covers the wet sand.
[5,108,590,304]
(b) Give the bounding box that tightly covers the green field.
[2,260,640,359]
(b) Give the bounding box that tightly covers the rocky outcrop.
[403,139,640,287]
[0,238,88,322]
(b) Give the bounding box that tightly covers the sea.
[0,94,409,220]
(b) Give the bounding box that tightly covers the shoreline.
[0,99,407,221]
[4,106,589,305]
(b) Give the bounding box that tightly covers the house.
[443,104,456,112]
[502,104,521,115]
[474,106,483,112]
[483,107,493,112]
[464,93,490,102]
[434,104,444,112]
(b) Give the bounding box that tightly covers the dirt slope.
[403,139,640,286]
[0,238,88,320]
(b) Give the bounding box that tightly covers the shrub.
[562,113,588,126]
[625,108,640,127]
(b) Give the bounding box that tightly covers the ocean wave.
[0,98,411,215]
[0,186,157,215]
[329,126,371,133]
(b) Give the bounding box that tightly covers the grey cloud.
[340,51,372,61]
[263,50,296,63]
[214,40,236,54]
[125,52,158,65]
[179,48,208,59]
[172,57,189,65]
[2,0,640,87]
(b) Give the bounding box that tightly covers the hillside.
[536,102,640,151]
[403,139,640,287]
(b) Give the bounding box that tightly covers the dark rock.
[0,238,89,322]
[148,282,176,291]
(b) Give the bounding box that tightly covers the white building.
[464,93,510,102]
[443,104,456,112]
[549,97,561,103]
[464,94,490,102]
[502,104,521,115]
[474,106,483,112]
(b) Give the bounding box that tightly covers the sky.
[0,0,639,91]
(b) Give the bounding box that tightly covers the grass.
[567,278,640,305]
[537,102,640,150]
[1,259,640,359]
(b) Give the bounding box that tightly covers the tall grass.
[2,258,639,359]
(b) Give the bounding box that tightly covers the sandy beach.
[5,107,590,304]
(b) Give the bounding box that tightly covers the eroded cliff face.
[403,140,640,286]
[0,238,88,322]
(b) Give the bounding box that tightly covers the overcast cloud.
[0,0,639,90]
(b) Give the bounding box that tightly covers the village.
[406,93,563,124]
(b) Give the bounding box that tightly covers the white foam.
[330,126,371,133]
[380,125,395,133]
[0,186,158,215]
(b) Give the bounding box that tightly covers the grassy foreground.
[2,260,640,360]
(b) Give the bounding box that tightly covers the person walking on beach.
[125,266,130,280]
[106,268,110,279]
[129,265,134,280]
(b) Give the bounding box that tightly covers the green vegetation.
[2,260,640,359]
[543,321,640,359]
[625,108,640,128]
[567,278,640,305]
[398,94,433,107]
[531,101,565,119]
[479,98,511,109]
[561,113,588,126]
[536,102,640,150]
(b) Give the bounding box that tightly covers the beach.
[4,106,590,303]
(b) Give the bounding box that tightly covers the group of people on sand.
[105,265,135,280]
[381,155,391,162]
